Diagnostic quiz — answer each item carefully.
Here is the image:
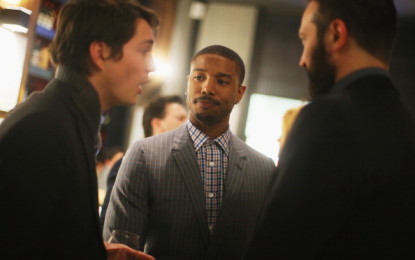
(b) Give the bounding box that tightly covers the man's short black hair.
[192,45,246,85]
[309,0,397,63]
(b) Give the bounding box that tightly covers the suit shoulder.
[143,127,180,143]
[0,100,68,141]
[132,126,184,150]
[231,135,274,164]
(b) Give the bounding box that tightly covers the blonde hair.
[279,106,303,151]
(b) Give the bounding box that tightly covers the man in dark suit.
[103,45,277,259]
[0,0,158,259]
[245,0,415,259]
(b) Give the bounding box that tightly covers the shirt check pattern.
[187,121,230,234]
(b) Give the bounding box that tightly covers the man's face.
[186,54,246,127]
[299,1,336,99]
[159,102,188,132]
[101,19,155,108]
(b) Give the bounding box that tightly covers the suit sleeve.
[102,142,148,250]
[245,101,357,259]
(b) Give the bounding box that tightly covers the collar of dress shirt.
[186,121,230,156]
[330,67,390,95]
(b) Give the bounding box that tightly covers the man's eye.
[194,75,204,80]
[218,79,229,85]
[142,48,152,54]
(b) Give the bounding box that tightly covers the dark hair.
[310,0,397,63]
[192,45,246,85]
[142,95,185,138]
[50,0,159,76]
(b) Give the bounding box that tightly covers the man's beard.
[307,37,336,100]
[195,113,219,125]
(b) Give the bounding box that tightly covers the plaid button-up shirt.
[187,121,230,234]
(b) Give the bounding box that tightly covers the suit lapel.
[214,134,247,232]
[62,82,100,214]
[61,82,101,239]
[172,125,211,244]
[71,105,104,243]
[76,116,100,210]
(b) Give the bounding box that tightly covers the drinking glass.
[107,229,139,249]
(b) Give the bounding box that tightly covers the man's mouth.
[194,96,220,105]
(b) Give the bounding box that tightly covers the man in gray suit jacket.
[103,45,276,259]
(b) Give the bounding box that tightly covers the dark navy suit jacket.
[0,67,106,259]
[245,70,415,259]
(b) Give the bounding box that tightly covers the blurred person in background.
[278,105,304,154]
[245,0,415,259]
[0,0,158,259]
[96,146,125,204]
[142,95,188,138]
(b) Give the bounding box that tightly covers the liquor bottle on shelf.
[37,0,56,30]
[29,37,52,79]
[26,0,66,96]
[30,38,42,68]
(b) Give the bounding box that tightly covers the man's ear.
[89,41,111,70]
[236,85,247,104]
[151,117,162,135]
[326,19,348,52]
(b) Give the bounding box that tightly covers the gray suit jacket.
[103,124,276,259]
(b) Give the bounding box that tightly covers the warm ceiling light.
[150,58,173,78]
[0,0,22,6]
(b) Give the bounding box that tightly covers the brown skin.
[186,54,246,138]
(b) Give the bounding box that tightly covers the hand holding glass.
[107,230,139,249]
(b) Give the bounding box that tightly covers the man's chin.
[308,81,334,99]
[307,72,335,99]
[118,98,137,107]
[195,113,219,125]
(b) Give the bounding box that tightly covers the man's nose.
[201,79,215,95]
[298,52,307,68]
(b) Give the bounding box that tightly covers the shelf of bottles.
[27,0,66,95]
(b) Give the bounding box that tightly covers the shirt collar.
[186,121,231,156]
[331,67,390,94]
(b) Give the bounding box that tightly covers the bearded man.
[245,0,415,259]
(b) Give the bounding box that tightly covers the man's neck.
[334,47,388,82]
[88,73,108,112]
[190,119,229,139]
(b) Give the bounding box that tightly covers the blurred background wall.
[1,0,414,163]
